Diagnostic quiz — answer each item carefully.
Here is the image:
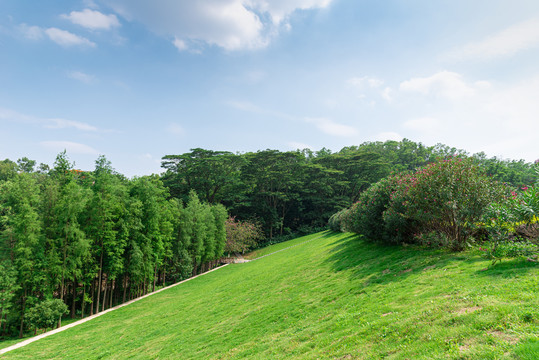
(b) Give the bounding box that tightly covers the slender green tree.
[0,173,43,337]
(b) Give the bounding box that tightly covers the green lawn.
[2,231,538,359]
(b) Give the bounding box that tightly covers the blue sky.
[1,0,539,176]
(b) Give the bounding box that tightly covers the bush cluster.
[334,157,505,250]
[224,217,264,255]
[480,167,539,262]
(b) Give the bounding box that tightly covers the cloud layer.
[61,9,121,30]
[105,0,333,51]
[447,18,539,61]
[40,141,99,155]
[0,107,99,132]
[20,24,96,47]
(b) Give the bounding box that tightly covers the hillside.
[2,231,538,359]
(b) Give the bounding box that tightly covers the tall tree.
[0,173,43,337]
[162,148,246,204]
[84,156,127,313]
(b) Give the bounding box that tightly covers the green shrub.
[340,174,413,243]
[328,208,348,232]
[25,299,68,334]
[481,240,538,265]
[481,164,539,252]
[399,157,504,249]
[339,157,504,250]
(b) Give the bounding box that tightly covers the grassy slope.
[2,231,538,359]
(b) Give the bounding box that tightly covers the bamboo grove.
[0,152,227,338]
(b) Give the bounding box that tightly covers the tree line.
[161,140,537,240]
[0,152,226,338]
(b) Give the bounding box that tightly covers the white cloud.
[173,37,188,51]
[19,24,44,40]
[374,132,402,142]
[400,71,478,100]
[403,117,442,133]
[396,72,539,163]
[67,70,96,84]
[401,117,445,144]
[305,117,358,137]
[447,18,539,61]
[247,0,332,25]
[45,27,96,47]
[288,141,313,150]
[0,107,99,132]
[167,123,185,136]
[41,141,99,155]
[381,87,393,102]
[61,9,121,30]
[347,76,383,88]
[105,0,333,51]
[140,153,161,165]
[226,100,265,113]
[45,119,98,131]
[347,76,393,103]
[83,0,99,9]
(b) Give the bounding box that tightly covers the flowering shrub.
[335,157,504,250]
[479,165,539,263]
[225,217,264,254]
[396,157,504,249]
[482,163,539,241]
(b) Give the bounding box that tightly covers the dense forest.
[0,139,537,339]
[161,140,536,239]
[0,152,227,338]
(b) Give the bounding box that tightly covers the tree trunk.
[280,205,286,236]
[102,276,108,312]
[153,264,158,292]
[71,276,77,318]
[96,247,103,314]
[90,278,95,316]
[81,285,86,319]
[122,275,128,304]
[109,279,115,308]
[192,257,197,277]
[2,313,7,337]
[19,289,27,338]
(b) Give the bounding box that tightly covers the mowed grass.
[2,231,538,359]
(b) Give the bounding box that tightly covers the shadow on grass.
[322,232,504,286]
[475,257,538,278]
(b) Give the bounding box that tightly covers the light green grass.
[2,231,538,359]
[0,315,84,350]
[245,230,331,259]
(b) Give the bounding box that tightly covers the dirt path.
[233,253,251,263]
[0,264,229,356]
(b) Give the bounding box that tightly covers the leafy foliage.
[224,217,264,254]
[25,299,68,333]
[0,153,228,339]
[340,157,504,250]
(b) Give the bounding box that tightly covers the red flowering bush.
[225,217,264,254]
[390,157,504,249]
[337,157,504,250]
